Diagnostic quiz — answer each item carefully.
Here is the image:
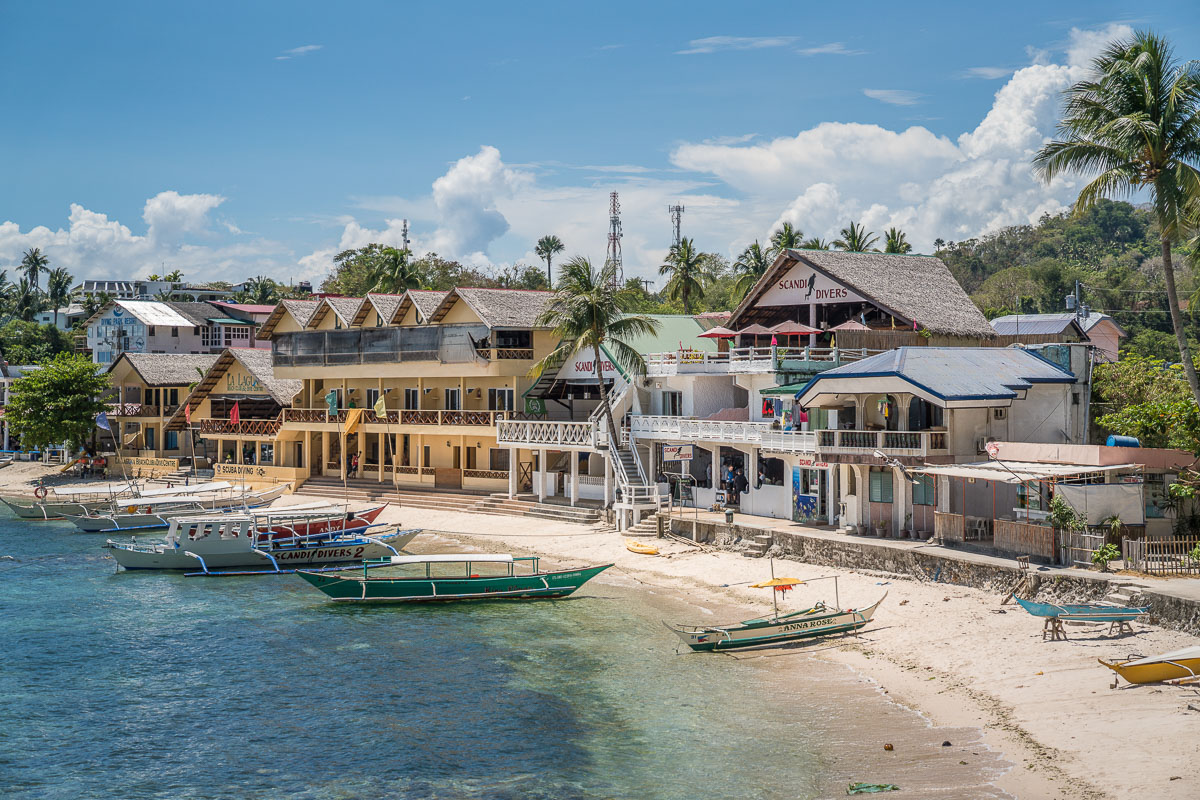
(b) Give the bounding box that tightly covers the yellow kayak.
[625,538,659,556]
[1100,645,1200,685]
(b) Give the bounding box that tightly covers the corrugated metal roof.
[990,313,1079,336]
[114,301,196,327]
[624,315,718,354]
[795,346,1076,402]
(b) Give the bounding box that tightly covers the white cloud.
[863,88,922,106]
[143,190,224,243]
[798,42,864,56]
[676,36,799,55]
[276,44,322,60]
[964,66,1014,79]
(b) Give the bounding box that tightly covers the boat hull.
[298,563,612,602]
[1099,646,1200,684]
[670,595,885,652]
[2,497,107,520]
[104,529,418,570]
[1015,597,1148,622]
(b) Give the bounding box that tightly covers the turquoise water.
[1,516,1009,799]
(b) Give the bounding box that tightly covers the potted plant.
[902,512,913,539]
[874,519,889,537]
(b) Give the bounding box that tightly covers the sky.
[2,1,1199,288]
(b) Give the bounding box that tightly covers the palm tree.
[933,237,946,253]
[534,235,565,287]
[733,240,772,300]
[833,221,879,252]
[235,275,280,305]
[1034,30,1200,405]
[532,256,660,450]
[658,237,712,313]
[884,228,912,254]
[14,277,41,321]
[368,247,421,294]
[769,221,803,254]
[20,248,49,291]
[46,267,73,327]
[800,237,831,250]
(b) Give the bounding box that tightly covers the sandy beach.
[369,501,1200,800]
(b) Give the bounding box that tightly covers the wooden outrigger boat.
[1014,597,1149,639]
[61,485,288,532]
[1,480,234,521]
[297,553,612,602]
[1100,645,1200,685]
[668,564,884,652]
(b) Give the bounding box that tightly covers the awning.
[207,317,252,325]
[916,461,1141,484]
[761,382,808,396]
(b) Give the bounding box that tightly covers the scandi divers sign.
[757,265,864,307]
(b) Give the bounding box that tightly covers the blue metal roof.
[795,347,1076,402]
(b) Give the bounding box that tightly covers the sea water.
[0,517,1012,799]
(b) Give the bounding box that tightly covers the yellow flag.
[373,395,387,417]
[344,408,364,436]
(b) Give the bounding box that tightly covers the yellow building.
[257,289,563,494]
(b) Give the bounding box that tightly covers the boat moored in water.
[1,480,236,521]
[296,554,612,602]
[61,485,289,532]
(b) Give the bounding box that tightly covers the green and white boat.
[296,553,612,602]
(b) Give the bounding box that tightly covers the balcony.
[271,327,531,368]
[817,429,947,457]
[281,408,509,427]
[496,419,596,449]
[644,346,884,377]
[108,403,179,418]
[628,415,817,452]
[198,417,283,437]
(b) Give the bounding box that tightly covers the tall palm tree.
[800,237,830,250]
[833,221,879,252]
[733,240,772,299]
[884,227,912,254]
[14,277,41,321]
[658,237,712,314]
[46,267,73,327]
[1034,30,1200,405]
[769,221,803,254]
[369,248,421,294]
[534,235,565,287]
[532,256,660,450]
[20,247,49,291]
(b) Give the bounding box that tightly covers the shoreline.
[380,503,1200,800]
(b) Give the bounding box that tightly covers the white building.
[72,279,232,302]
[83,300,265,365]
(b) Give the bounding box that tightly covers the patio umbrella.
[698,325,737,339]
[737,324,773,336]
[830,319,870,331]
[769,321,822,336]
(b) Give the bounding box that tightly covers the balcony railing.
[108,403,179,417]
[282,408,509,427]
[817,429,947,456]
[496,420,596,448]
[644,346,885,377]
[628,415,817,452]
[198,417,283,437]
[271,326,533,368]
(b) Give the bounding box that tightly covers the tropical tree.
[733,240,772,300]
[769,221,803,254]
[235,275,280,305]
[884,228,912,254]
[14,277,41,321]
[532,257,660,450]
[834,221,879,252]
[369,247,421,294]
[6,352,110,450]
[20,247,48,291]
[658,237,712,314]
[80,291,113,318]
[933,237,946,253]
[1034,30,1200,407]
[534,235,566,288]
[800,237,830,250]
[46,267,73,327]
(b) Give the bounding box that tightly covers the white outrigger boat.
[1,480,235,520]
[62,484,288,532]
[103,503,414,574]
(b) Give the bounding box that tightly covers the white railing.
[758,429,820,454]
[496,420,596,448]
[644,346,886,376]
[816,429,947,456]
[630,415,815,453]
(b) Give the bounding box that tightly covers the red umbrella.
[698,325,738,339]
[769,321,822,336]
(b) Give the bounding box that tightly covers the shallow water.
[1,517,1011,799]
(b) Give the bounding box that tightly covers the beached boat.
[1099,645,1200,685]
[61,485,288,532]
[1,480,234,521]
[296,553,612,602]
[103,505,410,572]
[1014,597,1150,622]
[625,538,659,555]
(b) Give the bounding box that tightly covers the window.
[366,388,380,410]
[1145,474,1168,519]
[756,455,785,487]
[166,431,179,450]
[445,388,461,411]
[992,408,1007,420]
[488,388,514,411]
[422,445,430,467]
[912,474,936,506]
[868,468,894,504]
[1017,483,1043,512]
[168,388,179,405]
[404,388,419,410]
[259,443,274,465]
[489,448,510,471]
[148,325,156,337]
[663,391,683,417]
[144,427,156,450]
[171,327,179,337]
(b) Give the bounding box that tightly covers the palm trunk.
[1160,237,1200,408]
[546,257,552,288]
[592,343,620,457]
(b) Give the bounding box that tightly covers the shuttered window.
[868,468,893,504]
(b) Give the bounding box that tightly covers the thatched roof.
[165,348,302,431]
[730,249,995,338]
[108,353,219,386]
[356,293,404,326]
[254,299,319,340]
[429,288,554,328]
[306,296,365,329]
[392,289,450,324]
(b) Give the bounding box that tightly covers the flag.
[913,319,918,331]
[184,403,191,425]
[230,401,240,426]
[324,389,338,417]
[95,412,110,431]
[344,408,364,437]
[373,394,387,417]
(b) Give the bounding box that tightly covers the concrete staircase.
[1101,581,1142,607]
[625,515,662,538]
[744,531,774,557]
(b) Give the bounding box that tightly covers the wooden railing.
[993,519,1056,560]
[198,416,283,436]
[934,511,964,542]
[463,469,509,480]
[1123,537,1200,575]
[283,408,507,426]
[109,403,179,417]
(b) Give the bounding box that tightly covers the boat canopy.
[138,481,233,497]
[388,554,513,565]
[50,482,137,496]
[915,461,1139,484]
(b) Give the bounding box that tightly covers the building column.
[603,455,612,508]
[321,432,330,476]
[895,466,912,537]
[378,431,385,483]
[508,448,518,498]
[537,448,547,502]
[570,451,579,507]
[339,432,347,480]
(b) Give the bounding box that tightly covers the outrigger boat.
[61,484,288,532]
[296,553,612,602]
[1014,597,1149,639]
[103,504,409,573]
[667,564,884,652]
[1,480,234,521]
[1100,645,1200,685]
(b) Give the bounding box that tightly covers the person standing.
[734,467,749,506]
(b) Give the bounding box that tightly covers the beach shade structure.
[737,324,774,335]
[769,321,822,336]
[698,325,738,339]
[830,319,870,331]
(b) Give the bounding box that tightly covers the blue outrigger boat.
[1015,597,1149,640]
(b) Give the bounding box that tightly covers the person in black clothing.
[733,467,749,505]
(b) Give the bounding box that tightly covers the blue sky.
[2,2,1198,286]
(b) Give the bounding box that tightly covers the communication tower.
[605,192,623,287]
[669,204,685,249]
[401,219,410,253]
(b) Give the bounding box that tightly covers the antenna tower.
[669,204,685,249]
[605,191,623,287]
[401,219,410,252]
